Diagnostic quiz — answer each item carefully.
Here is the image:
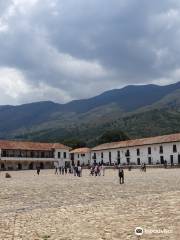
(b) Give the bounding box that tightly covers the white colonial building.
[0,140,71,170]
[70,147,91,166]
[91,133,180,166]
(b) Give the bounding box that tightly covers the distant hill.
[0,81,180,146]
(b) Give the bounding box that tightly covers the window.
[101,152,104,159]
[148,147,151,155]
[148,157,152,165]
[126,158,130,164]
[78,154,80,158]
[58,152,61,159]
[159,146,163,154]
[31,151,34,158]
[117,151,120,164]
[137,149,140,156]
[64,152,67,159]
[125,150,130,157]
[137,158,141,165]
[2,150,6,157]
[93,153,96,160]
[109,152,112,165]
[173,145,177,153]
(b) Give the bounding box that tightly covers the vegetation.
[62,138,87,149]
[97,129,129,144]
[0,82,180,147]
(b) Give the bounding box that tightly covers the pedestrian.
[97,163,101,176]
[74,166,77,176]
[101,164,105,176]
[143,163,146,172]
[62,167,64,175]
[36,166,40,175]
[78,165,82,177]
[118,167,124,184]
[55,166,58,175]
[94,165,98,177]
[90,166,94,176]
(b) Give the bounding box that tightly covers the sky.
[0,0,180,105]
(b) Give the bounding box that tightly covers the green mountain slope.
[0,82,179,146]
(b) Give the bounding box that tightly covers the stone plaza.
[0,168,180,240]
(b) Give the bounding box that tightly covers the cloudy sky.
[0,0,180,105]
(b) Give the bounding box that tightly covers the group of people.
[54,165,82,177]
[90,163,105,176]
[54,166,71,175]
[36,161,149,185]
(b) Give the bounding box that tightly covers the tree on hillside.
[98,129,129,144]
[62,138,87,149]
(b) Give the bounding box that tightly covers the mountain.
[62,81,180,113]
[0,81,180,146]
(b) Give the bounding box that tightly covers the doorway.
[109,152,112,165]
[29,162,34,170]
[170,155,174,165]
[1,163,5,170]
[40,162,44,169]
[160,156,164,164]
[18,163,22,170]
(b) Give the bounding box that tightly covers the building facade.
[70,148,91,166]
[0,140,71,170]
[91,133,180,166]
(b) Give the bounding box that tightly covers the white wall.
[73,152,91,165]
[54,148,70,167]
[0,148,70,168]
[91,142,180,165]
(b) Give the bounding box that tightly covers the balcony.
[0,157,55,162]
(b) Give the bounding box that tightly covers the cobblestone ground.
[0,168,180,240]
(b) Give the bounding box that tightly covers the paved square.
[0,168,180,240]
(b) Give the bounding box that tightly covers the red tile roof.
[70,147,91,154]
[92,133,180,151]
[0,140,70,151]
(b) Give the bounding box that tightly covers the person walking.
[55,166,58,175]
[119,167,124,184]
[101,164,105,176]
[62,167,64,175]
[78,165,82,177]
[74,166,77,176]
[143,163,146,172]
[36,166,40,175]
[94,165,98,177]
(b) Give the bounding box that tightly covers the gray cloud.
[0,0,180,104]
